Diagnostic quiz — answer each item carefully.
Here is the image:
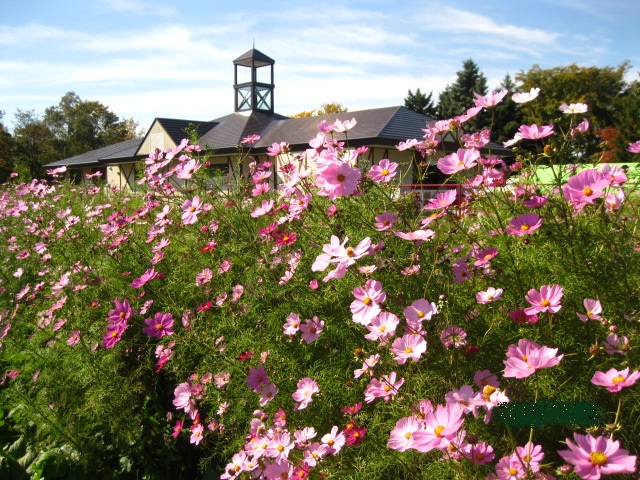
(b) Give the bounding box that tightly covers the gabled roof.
[199,106,436,154]
[153,118,218,145]
[44,138,142,167]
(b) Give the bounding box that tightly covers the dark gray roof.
[200,106,437,154]
[44,138,142,168]
[154,118,218,145]
[47,105,511,168]
[234,48,275,67]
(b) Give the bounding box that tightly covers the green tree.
[11,92,140,178]
[0,111,15,183]
[516,63,632,161]
[404,88,437,117]
[491,74,523,144]
[437,59,488,130]
[44,91,139,159]
[12,109,56,179]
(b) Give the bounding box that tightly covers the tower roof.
[233,48,275,67]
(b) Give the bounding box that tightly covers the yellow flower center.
[482,385,496,401]
[379,326,387,332]
[363,297,372,306]
[520,224,530,230]
[583,187,593,196]
[587,310,593,316]
[590,451,607,466]
[327,439,335,446]
[277,445,284,452]
[417,311,425,318]
[381,169,390,176]
[487,295,494,300]
[404,347,413,354]
[346,247,355,257]
[434,425,445,437]
[612,375,626,384]
[508,468,518,475]
[384,385,391,392]
[405,432,412,439]
[541,299,550,307]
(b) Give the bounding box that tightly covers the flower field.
[1,92,639,479]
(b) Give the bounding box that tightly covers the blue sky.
[1,0,638,134]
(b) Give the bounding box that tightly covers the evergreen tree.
[404,88,437,117]
[437,59,488,131]
[491,74,523,144]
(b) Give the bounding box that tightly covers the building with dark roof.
[46,48,509,190]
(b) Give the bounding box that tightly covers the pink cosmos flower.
[444,385,482,415]
[333,118,357,133]
[562,169,609,209]
[292,377,320,410]
[423,189,458,210]
[369,159,398,183]
[476,287,503,304]
[300,316,324,344]
[364,311,399,343]
[390,334,427,364]
[173,381,196,414]
[503,338,564,379]
[572,118,590,137]
[130,267,158,288]
[440,325,467,349]
[412,403,465,453]
[603,333,629,355]
[258,381,278,406]
[590,367,640,393]
[474,248,498,267]
[558,432,636,480]
[181,195,203,225]
[196,268,213,286]
[241,133,261,145]
[437,148,480,175]
[511,87,540,104]
[283,312,301,336]
[628,140,640,153]
[392,229,435,246]
[505,213,542,236]
[102,322,127,349]
[265,432,294,460]
[577,299,603,322]
[363,372,404,403]
[107,299,134,324]
[559,102,588,114]
[315,161,361,200]
[474,89,508,108]
[190,424,204,445]
[246,365,269,392]
[373,212,398,231]
[354,354,380,379]
[67,330,81,346]
[524,284,563,315]
[142,312,174,338]
[518,123,554,140]
[321,426,346,455]
[250,199,274,218]
[388,416,422,452]
[350,279,386,325]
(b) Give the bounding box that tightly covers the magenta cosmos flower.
[558,432,636,480]
[628,140,640,153]
[503,338,564,379]
[506,213,543,236]
[591,367,640,393]
[524,284,563,315]
[142,312,175,338]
